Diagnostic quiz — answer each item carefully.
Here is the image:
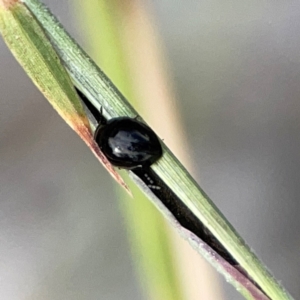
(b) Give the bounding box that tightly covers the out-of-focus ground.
[0,1,300,299]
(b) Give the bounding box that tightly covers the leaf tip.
[77,126,132,195]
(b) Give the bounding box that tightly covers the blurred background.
[0,1,300,299]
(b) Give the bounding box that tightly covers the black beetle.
[94,117,162,169]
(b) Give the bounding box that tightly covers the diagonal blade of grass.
[0,0,294,299]
[23,0,293,299]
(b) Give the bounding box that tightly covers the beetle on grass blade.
[76,87,163,170]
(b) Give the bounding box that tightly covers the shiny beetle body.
[95,117,162,169]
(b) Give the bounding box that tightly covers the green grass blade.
[1,0,294,299]
[23,1,294,299]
